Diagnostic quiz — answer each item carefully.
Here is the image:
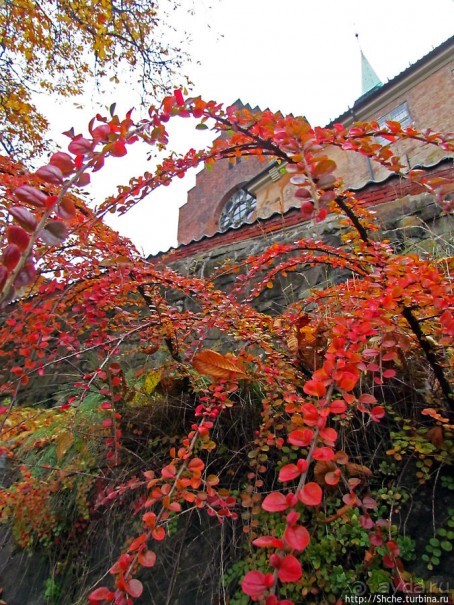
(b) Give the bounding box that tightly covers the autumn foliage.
[0,0,190,159]
[0,93,453,604]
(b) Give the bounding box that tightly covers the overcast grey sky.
[38,0,454,255]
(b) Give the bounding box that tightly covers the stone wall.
[164,191,453,315]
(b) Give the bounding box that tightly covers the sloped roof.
[331,35,453,124]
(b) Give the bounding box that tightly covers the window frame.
[376,102,413,142]
[219,188,256,231]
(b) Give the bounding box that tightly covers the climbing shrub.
[0,95,453,604]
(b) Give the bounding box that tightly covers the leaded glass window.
[377,102,412,129]
[219,189,256,231]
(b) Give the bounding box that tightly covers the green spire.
[356,34,383,95]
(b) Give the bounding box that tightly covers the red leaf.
[161,464,177,478]
[317,173,336,189]
[6,225,30,251]
[125,578,143,598]
[325,469,341,485]
[36,164,64,184]
[294,188,311,199]
[138,549,157,568]
[128,533,147,551]
[386,540,400,556]
[298,482,322,506]
[242,571,274,597]
[291,174,308,185]
[50,151,74,175]
[337,371,358,392]
[262,491,288,512]
[348,478,361,490]
[303,379,326,397]
[383,554,396,569]
[319,427,337,446]
[301,403,320,426]
[329,399,347,414]
[358,393,377,405]
[316,208,328,221]
[253,536,284,549]
[142,511,157,527]
[370,531,383,546]
[360,514,374,529]
[2,244,21,271]
[370,406,385,422]
[383,369,396,378]
[343,492,359,506]
[284,524,310,551]
[362,496,378,510]
[152,525,165,541]
[68,135,94,156]
[277,554,302,583]
[188,457,205,472]
[286,492,298,508]
[286,511,300,526]
[312,447,334,461]
[15,185,47,207]
[9,206,38,232]
[162,95,176,114]
[110,140,127,157]
[92,124,111,142]
[288,428,314,447]
[174,89,185,106]
[300,200,314,218]
[76,173,91,187]
[279,463,302,482]
[88,586,115,603]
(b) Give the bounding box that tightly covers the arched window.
[219,188,256,231]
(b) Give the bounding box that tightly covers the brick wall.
[177,153,265,244]
[325,61,454,189]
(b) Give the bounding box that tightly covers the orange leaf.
[192,349,247,379]
[152,526,165,541]
[313,158,336,177]
[128,533,147,552]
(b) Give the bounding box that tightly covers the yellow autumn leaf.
[55,430,74,461]
[143,370,162,395]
